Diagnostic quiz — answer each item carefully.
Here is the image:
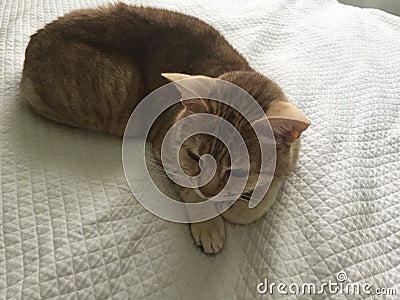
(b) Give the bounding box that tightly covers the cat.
[20,3,311,254]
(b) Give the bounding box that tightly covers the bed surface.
[1,0,400,299]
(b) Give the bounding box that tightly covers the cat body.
[21,3,250,136]
[21,3,310,253]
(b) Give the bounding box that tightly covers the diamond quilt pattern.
[1,0,400,299]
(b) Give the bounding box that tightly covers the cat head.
[161,71,310,198]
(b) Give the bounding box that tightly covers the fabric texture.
[1,0,400,299]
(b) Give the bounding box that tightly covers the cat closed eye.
[187,149,200,161]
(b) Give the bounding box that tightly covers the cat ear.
[265,101,311,143]
[161,73,214,112]
[178,98,208,112]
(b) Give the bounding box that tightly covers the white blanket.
[1,0,400,299]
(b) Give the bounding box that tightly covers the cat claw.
[190,215,225,254]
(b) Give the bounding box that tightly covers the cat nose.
[199,177,226,197]
[199,167,228,197]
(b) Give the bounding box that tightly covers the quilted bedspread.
[1,0,400,299]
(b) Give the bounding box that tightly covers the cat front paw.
[190,216,225,254]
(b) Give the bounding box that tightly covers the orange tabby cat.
[21,3,310,253]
